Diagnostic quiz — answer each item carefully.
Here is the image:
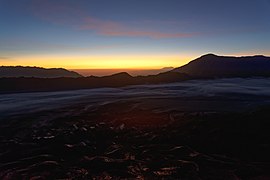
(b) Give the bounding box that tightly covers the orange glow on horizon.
[1,55,192,69]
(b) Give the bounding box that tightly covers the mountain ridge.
[0,66,82,78]
[172,54,270,78]
[1,54,270,93]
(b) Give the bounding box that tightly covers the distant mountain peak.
[107,72,133,78]
[200,53,219,58]
[252,55,266,58]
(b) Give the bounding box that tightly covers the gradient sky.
[0,0,270,69]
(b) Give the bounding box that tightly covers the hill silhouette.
[1,54,270,93]
[73,67,175,76]
[0,71,190,93]
[173,54,270,78]
[0,66,82,78]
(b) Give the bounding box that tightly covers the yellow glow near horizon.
[1,55,192,69]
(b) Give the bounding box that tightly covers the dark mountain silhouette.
[0,66,82,78]
[2,54,270,93]
[0,71,190,94]
[137,71,190,84]
[173,54,270,78]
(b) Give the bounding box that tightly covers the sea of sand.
[1,78,270,179]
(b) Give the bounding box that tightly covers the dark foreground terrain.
[0,78,270,179]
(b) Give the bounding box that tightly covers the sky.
[0,0,270,70]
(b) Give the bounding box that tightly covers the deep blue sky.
[0,0,270,69]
